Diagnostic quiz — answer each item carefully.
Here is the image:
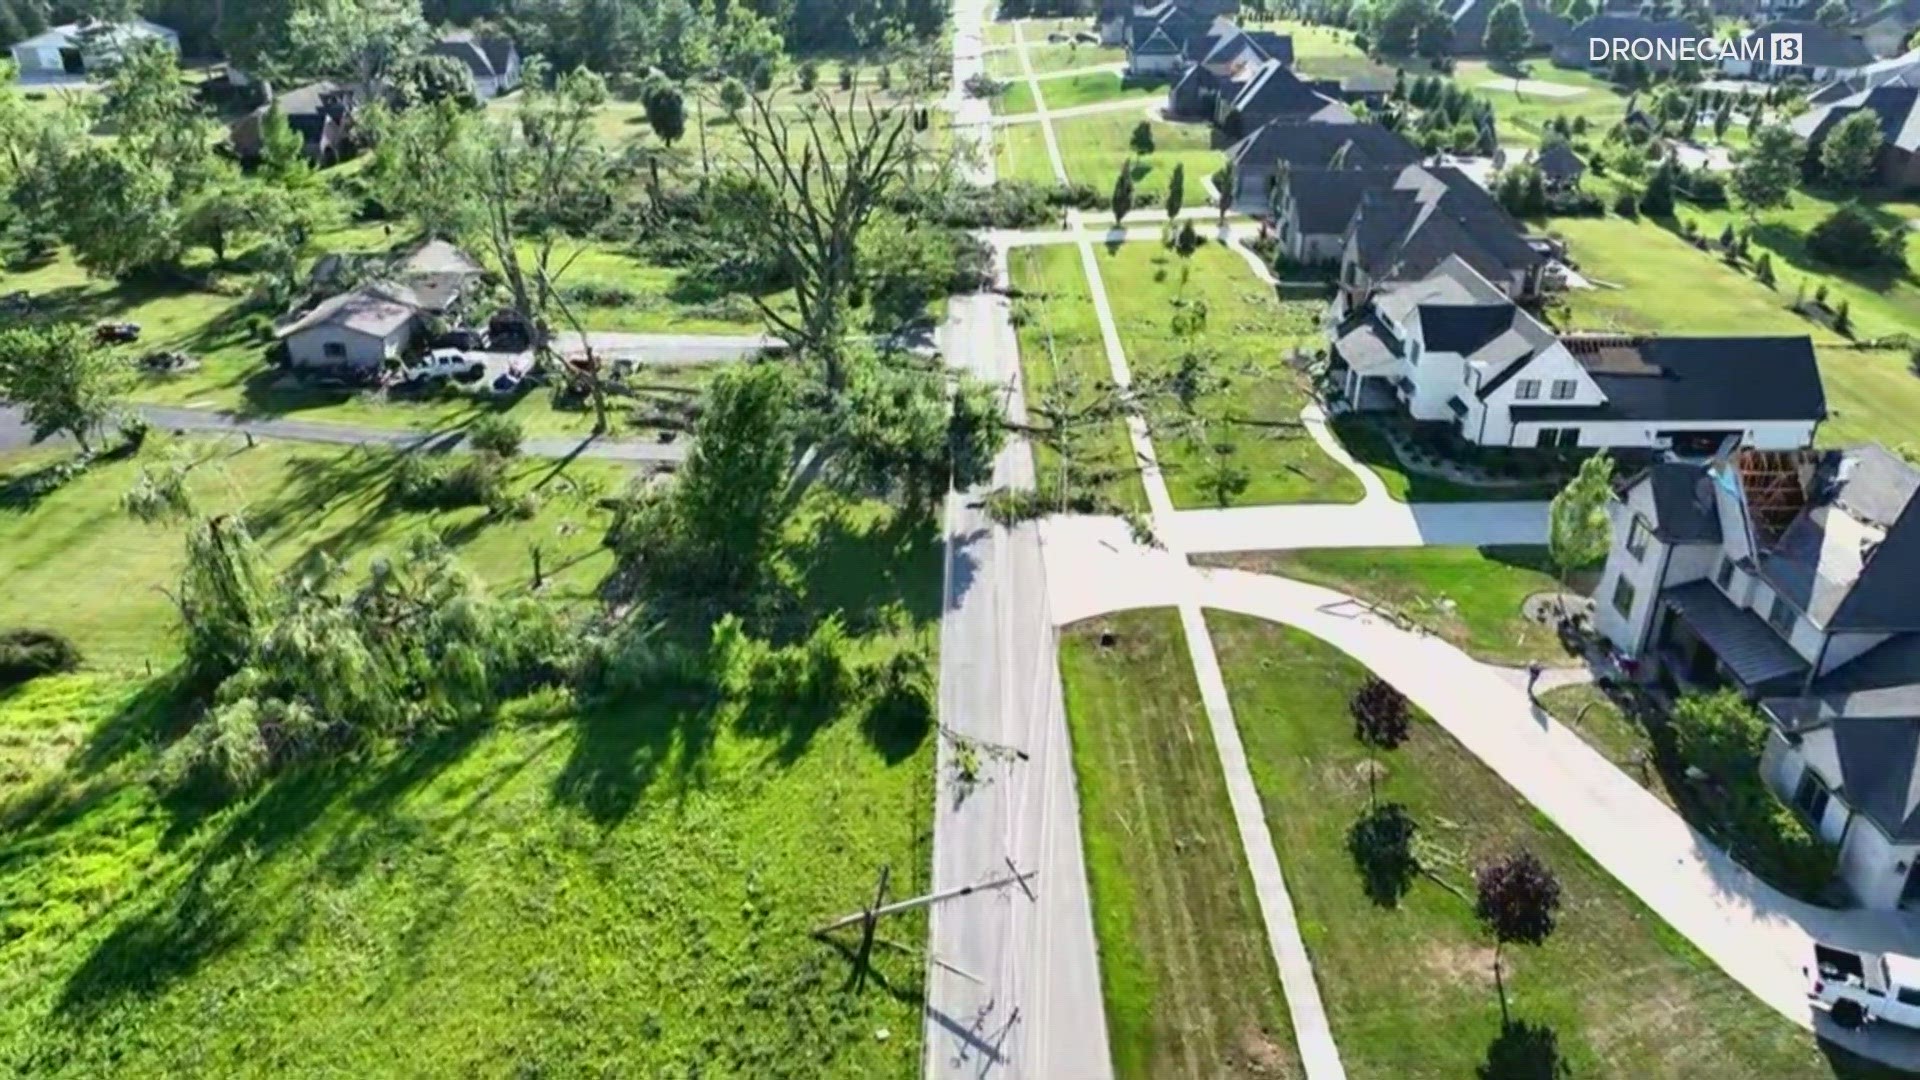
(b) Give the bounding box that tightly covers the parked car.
[431,328,488,351]
[1808,942,1920,1031]
[398,349,484,386]
[94,322,141,344]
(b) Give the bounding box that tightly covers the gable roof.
[1535,140,1583,178]
[1793,84,1920,151]
[430,33,497,81]
[277,282,422,340]
[1226,61,1352,120]
[1749,19,1875,69]
[1346,165,1542,285]
[1756,445,1920,632]
[1631,460,1725,543]
[1227,118,1422,174]
[1811,47,1920,103]
[1285,167,1403,231]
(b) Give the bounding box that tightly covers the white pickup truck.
[1808,942,1920,1030]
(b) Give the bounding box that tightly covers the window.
[322,342,347,359]
[1715,556,1735,591]
[1768,593,1797,635]
[1537,427,1580,449]
[1551,379,1577,400]
[1409,340,1422,365]
[1898,987,1920,1008]
[1794,770,1831,824]
[1611,576,1637,617]
[1514,379,1541,400]
[1626,516,1652,560]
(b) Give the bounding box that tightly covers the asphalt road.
[0,403,691,466]
[923,4,1114,1078]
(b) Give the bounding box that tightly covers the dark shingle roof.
[1511,335,1828,425]
[1228,118,1421,173]
[1793,85,1920,152]
[1630,460,1724,543]
[1285,167,1401,231]
[1417,303,1518,354]
[1536,141,1583,179]
[1347,165,1542,285]
[1751,20,1875,70]
[1226,62,1349,122]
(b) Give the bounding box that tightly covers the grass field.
[1059,610,1299,1080]
[1195,546,1586,666]
[1206,613,1892,1079]
[0,484,939,1076]
[1456,60,1627,149]
[996,72,1160,116]
[1003,112,1220,208]
[1008,244,1148,512]
[0,231,757,438]
[987,41,1124,79]
[1095,240,1363,507]
[1549,214,1920,452]
[0,437,627,669]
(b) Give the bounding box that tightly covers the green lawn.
[1550,214,1920,452]
[1059,610,1300,1080]
[1455,60,1627,149]
[0,485,939,1076]
[1047,113,1220,208]
[1540,683,1667,801]
[996,71,1160,116]
[0,232,759,438]
[1194,546,1584,666]
[996,118,1060,185]
[1008,244,1147,512]
[1206,613,1890,1079]
[1096,240,1363,507]
[986,41,1124,79]
[0,437,627,669]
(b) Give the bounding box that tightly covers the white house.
[9,17,179,82]
[1592,445,1920,908]
[1330,258,1829,450]
[277,241,489,373]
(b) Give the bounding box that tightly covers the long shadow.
[548,688,710,826]
[1478,1018,1568,1080]
[781,509,943,640]
[1347,801,1419,907]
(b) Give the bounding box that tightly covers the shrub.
[1671,690,1767,779]
[838,65,855,91]
[391,451,508,509]
[1806,203,1909,270]
[561,280,640,307]
[1611,189,1639,218]
[0,628,82,688]
[797,59,819,90]
[467,414,525,457]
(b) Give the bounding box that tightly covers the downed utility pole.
[813,865,1039,938]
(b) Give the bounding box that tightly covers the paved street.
[551,330,780,365]
[924,3,1113,1077]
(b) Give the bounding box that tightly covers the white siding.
[1503,417,1818,451]
[284,324,409,372]
[1839,816,1919,910]
[1592,485,1666,655]
[1822,631,1893,675]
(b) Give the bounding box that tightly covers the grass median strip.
[1060,609,1300,1080]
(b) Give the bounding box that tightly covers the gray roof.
[1333,309,1403,376]
[1757,445,1920,632]
[1661,579,1810,689]
[1347,165,1542,285]
[1226,61,1352,122]
[1793,85,1920,152]
[1535,141,1583,179]
[1227,119,1421,186]
[277,282,421,340]
[1750,20,1875,70]
[1809,47,1920,103]
[1634,461,1724,543]
[1285,167,1400,232]
[1791,713,1920,840]
[1374,254,1512,323]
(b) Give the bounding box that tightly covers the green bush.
[391,451,508,510]
[0,628,82,689]
[467,414,525,457]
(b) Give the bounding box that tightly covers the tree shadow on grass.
[1346,801,1419,907]
[1478,1018,1569,1080]
[549,690,714,826]
[779,507,942,641]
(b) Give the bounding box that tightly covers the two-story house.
[1593,444,1920,907]
[1332,258,1829,450]
[1335,166,1546,311]
[1230,120,1422,218]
